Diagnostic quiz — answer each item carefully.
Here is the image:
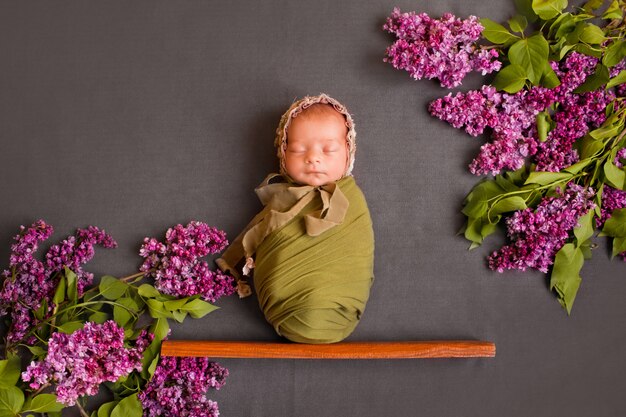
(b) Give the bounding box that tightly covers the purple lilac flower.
[21,321,145,406]
[139,221,236,302]
[1,221,116,345]
[489,183,596,273]
[428,52,613,175]
[45,225,117,294]
[138,356,228,417]
[383,8,501,88]
[610,59,626,97]
[535,89,614,172]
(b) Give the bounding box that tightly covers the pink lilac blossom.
[429,52,615,175]
[383,8,501,88]
[610,59,626,97]
[488,183,596,273]
[139,221,236,302]
[0,221,116,345]
[45,225,117,294]
[138,356,228,417]
[595,172,626,261]
[535,89,614,171]
[21,321,147,406]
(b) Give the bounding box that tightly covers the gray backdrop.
[1,1,625,416]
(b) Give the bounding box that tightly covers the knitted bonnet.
[274,93,357,181]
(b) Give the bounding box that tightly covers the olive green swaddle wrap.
[217,173,374,344]
[216,93,375,344]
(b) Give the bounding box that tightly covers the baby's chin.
[291,172,341,187]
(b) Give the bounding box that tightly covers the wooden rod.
[161,340,496,359]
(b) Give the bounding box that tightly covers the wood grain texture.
[161,340,496,359]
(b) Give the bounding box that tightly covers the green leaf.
[88,311,110,324]
[590,123,623,140]
[146,356,159,380]
[582,0,604,12]
[64,267,78,304]
[573,64,609,93]
[493,64,528,93]
[97,401,119,417]
[99,276,129,300]
[462,179,506,218]
[113,306,133,328]
[516,0,540,21]
[578,135,604,159]
[150,317,170,342]
[532,0,568,20]
[564,158,592,174]
[607,70,626,89]
[52,276,66,305]
[574,211,595,244]
[25,345,46,357]
[550,12,576,40]
[558,43,577,60]
[572,42,603,58]
[162,298,189,311]
[24,394,64,413]
[579,23,605,44]
[612,236,626,258]
[508,34,550,85]
[508,15,528,34]
[540,61,561,88]
[146,299,171,319]
[138,284,161,298]
[480,18,520,44]
[110,394,142,417]
[57,321,84,334]
[602,208,626,237]
[0,356,21,388]
[536,111,551,142]
[524,171,572,185]
[603,160,625,189]
[602,0,623,19]
[550,243,583,314]
[0,387,24,417]
[603,40,626,67]
[180,298,219,319]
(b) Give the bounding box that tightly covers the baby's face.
[285,112,349,187]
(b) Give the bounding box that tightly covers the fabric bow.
[216,173,350,297]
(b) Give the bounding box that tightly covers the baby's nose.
[305,151,321,164]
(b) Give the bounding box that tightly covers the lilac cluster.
[138,356,228,417]
[383,8,501,88]
[0,221,116,345]
[429,52,615,175]
[45,225,117,294]
[535,89,613,171]
[139,221,236,302]
[21,321,146,406]
[489,183,596,273]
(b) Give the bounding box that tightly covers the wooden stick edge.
[161,340,496,359]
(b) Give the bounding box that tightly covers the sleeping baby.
[216,93,375,344]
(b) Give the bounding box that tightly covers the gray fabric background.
[1,1,625,416]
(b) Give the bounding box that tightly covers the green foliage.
[22,394,64,413]
[480,18,520,44]
[508,34,550,84]
[573,64,609,93]
[0,357,21,389]
[0,387,24,417]
[532,0,568,20]
[110,394,142,417]
[550,243,583,314]
[493,64,528,92]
